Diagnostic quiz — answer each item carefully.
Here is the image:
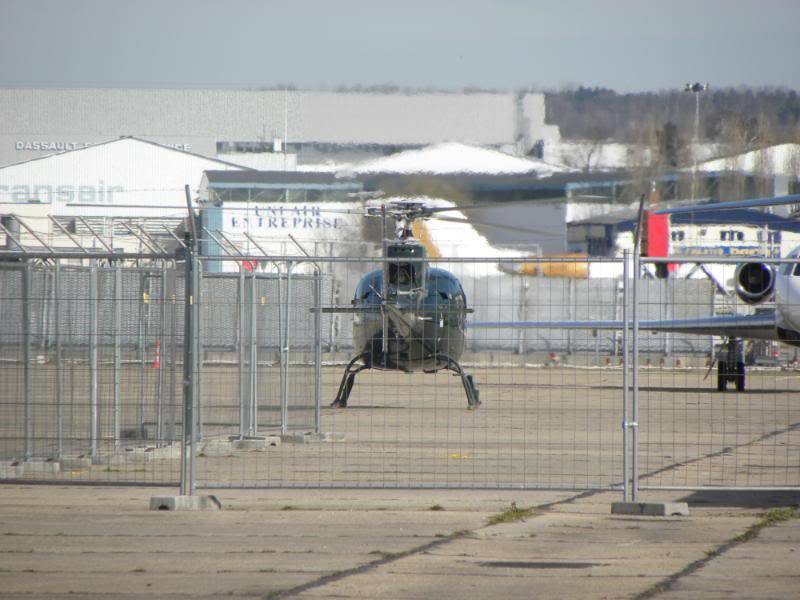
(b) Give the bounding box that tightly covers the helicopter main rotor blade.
[419,199,566,214]
[430,215,560,237]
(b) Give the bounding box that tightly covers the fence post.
[194,260,203,442]
[516,280,528,355]
[237,267,246,438]
[88,262,98,457]
[314,271,322,433]
[280,262,293,435]
[664,278,672,357]
[113,266,122,450]
[709,283,716,363]
[54,262,63,458]
[621,251,629,502]
[249,270,258,436]
[137,272,146,435]
[566,278,574,355]
[180,246,197,495]
[22,264,32,460]
[166,264,178,444]
[156,263,166,444]
[631,250,641,501]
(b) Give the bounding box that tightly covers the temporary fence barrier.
[1,251,797,494]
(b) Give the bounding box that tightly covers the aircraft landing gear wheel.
[717,360,727,392]
[735,361,746,392]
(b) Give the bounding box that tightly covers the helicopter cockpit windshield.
[386,242,427,291]
[389,263,419,287]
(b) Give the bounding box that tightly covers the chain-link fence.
[1,252,798,492]
[634,255,800,491]
[0,254,325,485]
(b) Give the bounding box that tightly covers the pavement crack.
[635,420,800,485]
[633,507,800,600]
[262,490,592,599]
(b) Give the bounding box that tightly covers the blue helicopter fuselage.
[352,267,469,372]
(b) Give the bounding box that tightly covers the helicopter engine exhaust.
[735,262,775,304]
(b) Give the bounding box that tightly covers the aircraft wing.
[469,311,778,341]
[654,193,800,214]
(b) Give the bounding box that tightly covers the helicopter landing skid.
[440,354,481,409]
[330,353,480,409]
[331,353,370,408]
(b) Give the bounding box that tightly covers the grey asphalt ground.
[1,485,798,599]
[2,363,799,598]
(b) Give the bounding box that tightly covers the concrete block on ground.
[149,495,222,511]
[123,447,153,462]
[0,462,25,479]
[611,501,689,516]
[199,439,232,457]
[59,455,93,469]
[23,460,61,475]
[145,444,181,460]
[281,432,346,444]
[229,435,282,450]
[91,453,128,466]
[120,425,155,440]
[280,433,310,444]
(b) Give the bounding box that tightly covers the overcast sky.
[1,0,799,92]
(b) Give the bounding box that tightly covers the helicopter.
[323,199,482,409]
[317,196,559,409]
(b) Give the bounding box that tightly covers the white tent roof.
[346,142,572,177]
[698,142,800,177]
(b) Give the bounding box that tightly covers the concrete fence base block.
[91,453,127,466]
[145,444,181,460]
[149,495,222,511]
[59,455,93,469]
[611,501,689,517]
[281,432,346,444]
[23,460,61,475]
[229,435,282,450]
[199,440,233,457]
[280,433,311,444]
[0,462,25,479]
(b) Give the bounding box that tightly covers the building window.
[670,230,685,242]
[720,230,744,242]
[217,141,282,153]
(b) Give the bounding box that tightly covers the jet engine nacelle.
[735,262,775,304]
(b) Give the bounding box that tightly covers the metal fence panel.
[2,254,797,492]
[635,257,800,490]
[194,258,626,489]
[0,260,182,484]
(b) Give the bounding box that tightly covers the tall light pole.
[685,82,709,200]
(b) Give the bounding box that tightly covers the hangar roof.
[0,135,250,171]
[348,142,573,177]
[698,143,800,177]
[0,88,558,147]
[0,137,248,222]
[203,170,360,190]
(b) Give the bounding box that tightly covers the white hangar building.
[0,88,560,168]
[0,137,248,252]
